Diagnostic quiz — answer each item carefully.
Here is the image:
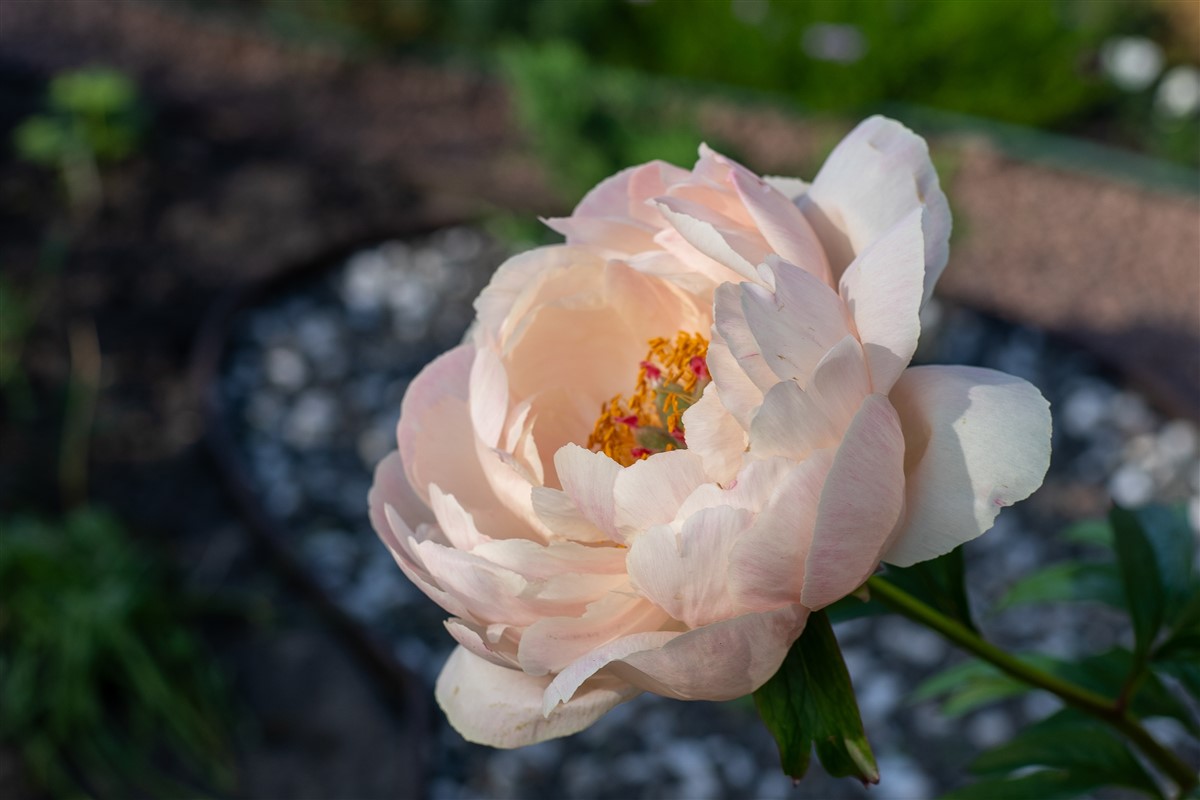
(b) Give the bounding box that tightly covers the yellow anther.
[587,331,710,466]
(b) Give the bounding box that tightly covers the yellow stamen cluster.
[587,331,710,467]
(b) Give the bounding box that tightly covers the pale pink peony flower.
[369,116,1051,748]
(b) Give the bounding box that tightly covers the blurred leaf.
[49,68,137,116]
[754,611,878,784]
[911,658,1049,717]
[1061,518,1114,548]
[996,562,1124,610]
[13,116,71,166]
[1131,504,1196,624]
[0,510,235,797]
[913,648,1198,735]
[943,768,1127,800]
[880,546,975,631]
[969,710,1161,799]
[1110,505,1167,658]
[1054,648,1199,735]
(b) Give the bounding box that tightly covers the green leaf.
[911,659,1038,717]
[944,769,1140,800]
[1061,518,1113,548]
[968,710,1163,798]
[1053,649,1199,735]
[1110,505,1167,658]
[754,611,878,784]
[1132,504,1196,623]
[996,561,1124,610]
[881,545,975,631]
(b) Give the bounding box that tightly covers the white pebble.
[264,346,308,391]
[1109,464,1155,507]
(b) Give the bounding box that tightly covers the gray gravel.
[219,227,1200,799]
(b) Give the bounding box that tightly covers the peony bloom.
[369,116,1051,747]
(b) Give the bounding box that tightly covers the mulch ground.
[1,1,1196,797]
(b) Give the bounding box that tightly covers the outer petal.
[436,647,639,748]
[368,451,434,545]
[801,115,951,305]
[517,592,671,676]
[838,207,926,394]
[801,394,907,610]
[544,605,808,708]
[883,365,1052,566]
[609,604,809,701]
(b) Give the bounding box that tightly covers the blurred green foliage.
[500,40,707,196]
[0,510,234,798]
[14,68,144,168]
[912,503,1200,800]
[237,0,1197,171]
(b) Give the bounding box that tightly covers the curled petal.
[610,605,809,701]
[436,647,639,748]
[801,115,951,305]
[729,169,832,286]
[838,207,925,394]
[883,365,1052,566]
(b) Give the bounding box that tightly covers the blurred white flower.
[732,0,769,26]
[1100,36,1164,92]
[1155,65,1200,119]
[802,23,866,65]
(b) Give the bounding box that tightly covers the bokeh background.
[1,1,1198,798]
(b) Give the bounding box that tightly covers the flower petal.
[680,384,747,485]
[655,199,762,283]
[801,394,907,610]
[613,449,709,541]
[552,444,622,540]
[705,337,765,429]
[801,115,951,305]
[369,451,434,547]
[626,506,754,628]
[883,365,1052,566]
[609,605,809,701]
[517,592,671,676]
[740,257,852,385]
[469,345,509,449]
[838,207,925,393]
[730,169,832,286]
[748,381,838,462]
[436,646,639,748]
[728,450,834,611]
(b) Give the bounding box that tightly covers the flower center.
[587,331,711,467]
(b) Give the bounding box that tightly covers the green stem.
[866,576,1199,798]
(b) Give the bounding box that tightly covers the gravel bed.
[218,227,1200,799]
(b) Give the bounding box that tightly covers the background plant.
[0,510,235,798]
